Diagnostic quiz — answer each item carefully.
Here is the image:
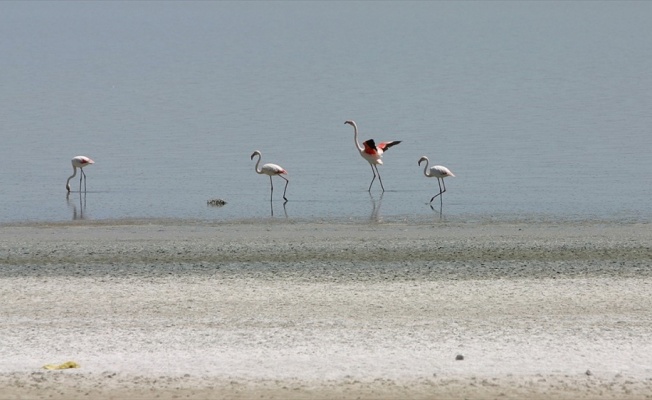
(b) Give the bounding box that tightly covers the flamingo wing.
[377,140,401,152]
[72,156,94,168]
[261,163,287,175]
[363,139,378,155]
[431,165,455,178]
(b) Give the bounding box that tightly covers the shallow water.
[1,2,651,224]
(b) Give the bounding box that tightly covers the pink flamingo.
[250,150,289,202]
[344,120,401,192]
[66,156,95,193]
[418,156,455,205]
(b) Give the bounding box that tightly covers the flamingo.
[250,150,289,202]
[66,156,95,193]
[418,156,455,205]
[344,120,401,192]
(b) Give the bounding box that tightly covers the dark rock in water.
[455,354,464,361]
[207,198,227,207]
[585,369,592,376]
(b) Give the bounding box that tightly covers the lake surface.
[1,1,651,224]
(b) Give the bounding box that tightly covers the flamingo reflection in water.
[66,191,88,220]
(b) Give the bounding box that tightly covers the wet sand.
[1,219,651,399]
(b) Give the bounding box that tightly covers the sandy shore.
[1,219,651,399]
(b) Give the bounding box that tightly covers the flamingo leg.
[269,176,274,202]
[79,169,85,192]
[439,178,444,208]
[279,175,289,202]
[367,164,377,192]
[375,165,385,192]
[429,178,445,203]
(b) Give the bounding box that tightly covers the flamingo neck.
[421,158,430,177]
[351,122,363,152]
[66,167,78,190]
[253,154,263,174]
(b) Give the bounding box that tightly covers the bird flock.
[65,120,455,206]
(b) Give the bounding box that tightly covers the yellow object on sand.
[43,361,80,370]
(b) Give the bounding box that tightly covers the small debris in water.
[43,361,80,370]
[207,198,227,207]
[585,369,592,376]
[455,354,464,361]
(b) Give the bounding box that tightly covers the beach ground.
[1,220,651,399]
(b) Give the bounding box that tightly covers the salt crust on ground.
[1,220,651,399]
